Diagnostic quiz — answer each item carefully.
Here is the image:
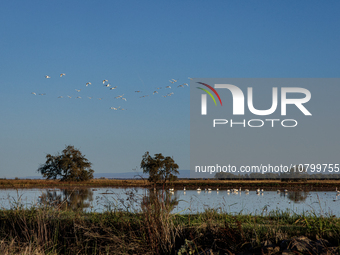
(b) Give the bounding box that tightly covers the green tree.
[38,145,94,181]
[140,151,179,187]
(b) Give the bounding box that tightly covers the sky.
[0,1,339,178]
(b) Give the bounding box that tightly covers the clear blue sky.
[0,1,339,178]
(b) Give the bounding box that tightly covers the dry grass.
[1,178,340,190]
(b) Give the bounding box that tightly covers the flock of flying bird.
[31,74,193,111]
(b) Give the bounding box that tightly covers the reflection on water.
[285,191,309,203]
[39,188,93,211]
[142,190,179,214]
[0,188,339,216]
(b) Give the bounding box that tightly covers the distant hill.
[93,170,191,179]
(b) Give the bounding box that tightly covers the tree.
[38,145,94,181]
[140,151,179,187]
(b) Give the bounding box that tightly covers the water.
[0,188,339,216]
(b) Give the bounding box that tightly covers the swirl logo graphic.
[196,82,222,115]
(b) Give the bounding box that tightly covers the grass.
[0,189,340,254]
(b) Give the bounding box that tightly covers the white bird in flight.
[177,85,184,88]
[188,77,193,80]
[60,73,65,77]
[110,86,117,90]
[104,84,111,87]
[115,94,124,99]
[39,93,46,96]
[31,92,36,95]
[135,91,142,93]
[76,96,81,99]
[58,96,63,98]
[103,79,108,84]
[67,95,72,98]
[75,89,81,92]
[98,98,103,100]
[45,75,51,79]
[153,91,158,94]
[165,86,171,89]
[88,97,92,99]
[86,82,91,86]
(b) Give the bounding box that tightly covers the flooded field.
[1,187,339,216]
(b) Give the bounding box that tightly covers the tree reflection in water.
[281,191,309,203]
[142,189,179,214]
[39,188,93,211]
